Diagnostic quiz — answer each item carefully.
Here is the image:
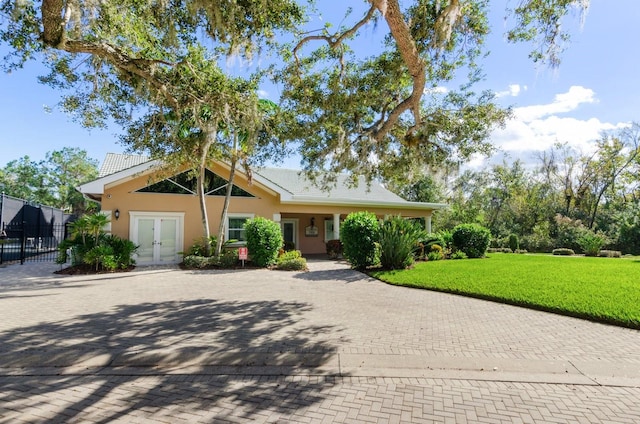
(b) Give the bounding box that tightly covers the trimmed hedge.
[244,217,283,267]
[341,211,380,270]
[452,223,491,258]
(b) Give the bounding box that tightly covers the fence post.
[20,221,26,265]
[0,222,4,265]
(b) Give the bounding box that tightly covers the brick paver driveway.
[1,259,640,423]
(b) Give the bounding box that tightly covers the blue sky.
[1,1,638,170]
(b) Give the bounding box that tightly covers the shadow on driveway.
[0,298,339,422]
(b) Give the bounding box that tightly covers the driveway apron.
[0,259,639,423]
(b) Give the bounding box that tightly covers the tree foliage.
[1,0,591,187]
[430,124,640,254]
[0,148,98,212]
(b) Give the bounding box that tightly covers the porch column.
[425,214,432,234]
[333,213,340,240]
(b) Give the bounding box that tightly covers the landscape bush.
[183,255,211,269]
[244,217,283,267]
[450,250,468,260]
[341,211,380,270]
[216,249,239,268]
[379,216,426,269]
[552,248,575,256]
[508,233,519,252]
[326,239,343,259]
[185,235,217,257]
[276,250,308,271]
[452,223,491,258]
[57,213,137,271]
[599,250,622,258]
[577,232,607,256]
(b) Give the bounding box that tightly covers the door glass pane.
[159,219,177,262]
[137,218,155,263]
[283,222,294,244]
[324,220,335,241]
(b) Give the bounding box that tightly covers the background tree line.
[0,147,98,214]
[394,124,640,254]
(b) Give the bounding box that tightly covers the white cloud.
[257,89,270,99]
[514,85,596,122]
[496,84,526,98]
[489,85,631,156]
[424,86,449,95]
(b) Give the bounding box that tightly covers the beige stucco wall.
[99,163,435,255]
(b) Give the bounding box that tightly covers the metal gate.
[0,222,69,265]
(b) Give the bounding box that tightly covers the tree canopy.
[0,147,98,212]
[0,0,590,184]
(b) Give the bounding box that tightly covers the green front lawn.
[371,254,640,329]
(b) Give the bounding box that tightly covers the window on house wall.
[227,214,254,241]
[136,169,255,197]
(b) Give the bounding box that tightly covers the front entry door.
[281,219,298,250]
[133,215,181,265]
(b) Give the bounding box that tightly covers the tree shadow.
[294,267,368,284]
[0,298,342,422]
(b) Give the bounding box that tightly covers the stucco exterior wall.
[97,164,435,255]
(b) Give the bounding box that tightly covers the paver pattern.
[1,259,639,423]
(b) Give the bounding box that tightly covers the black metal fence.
[0,193,74,264]
[0,222,69,264]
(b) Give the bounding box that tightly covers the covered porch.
[271,212,435,255]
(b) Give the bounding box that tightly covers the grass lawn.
[371,254,640,329]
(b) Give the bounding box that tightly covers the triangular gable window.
[137,169,254,197]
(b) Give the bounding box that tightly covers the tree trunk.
[197,134,215,256]
[215,133,239,257]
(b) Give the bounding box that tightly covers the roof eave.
[77,160,162,197]
[282,196,448,211]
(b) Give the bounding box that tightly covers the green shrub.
[276,250,307,271]
[508,233,519,252]
[341,211,380,270]
[521,221,554,253]
[514,249,528,254]
[57,214,137,271]
[217,249,239,268]
[244,217,283,267]
[552,248,575,256]
[577,232,607,256]
[553,214,588,251]
[84,245,117,271]
[452,223,491,259]
[326,239,343,259]
[103,234,137,268]
[283,241,296,251]
[427,251,443,261]
[186,236,217,257]
[450,250,467,260]
[379,216,427,270]
[487,247,512,254]
[183,255,211,269]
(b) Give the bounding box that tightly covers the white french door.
[131,212,184,265]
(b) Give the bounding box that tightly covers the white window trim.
[226,213,255,242]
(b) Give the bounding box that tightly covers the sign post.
[238,247,248,267]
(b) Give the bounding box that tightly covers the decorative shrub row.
[599,250,622,258]
[183,249,240,268]
[552,248,575,256]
